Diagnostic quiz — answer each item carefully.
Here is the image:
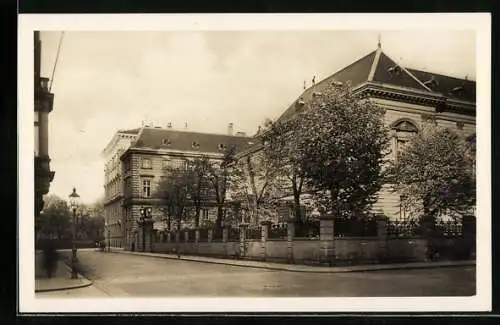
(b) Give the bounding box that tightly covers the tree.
[390,124,476,232]
[206,145,239,233]
[39,195,72,240]
[260,115,308,230]
[230,146,287,226]
[156,167,191,231]
[185,157,212,227]
[295,83,390,219]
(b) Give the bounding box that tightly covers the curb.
[35,262,93,293]
[109,250,475,274]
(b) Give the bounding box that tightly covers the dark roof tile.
[131,127,251,153]
[407,68,476,103]
[372,52,429,91]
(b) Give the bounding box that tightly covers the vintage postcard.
[18,13,491,313]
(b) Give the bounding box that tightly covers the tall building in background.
[102,124,250,251]
[34,31,55,218]
[101,128,140,248]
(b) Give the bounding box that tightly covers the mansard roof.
[277,45,475,122]
[126,127,251,155]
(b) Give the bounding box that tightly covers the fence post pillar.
[287,220,295,263]
[319,215,336,265]
[208,229,213,243]
[175,231,180,243]
[260,221,271,261]
[376,214,388,263]
[239,223,249,259]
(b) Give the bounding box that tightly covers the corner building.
[242,43,476,221]
[103,125,249,251]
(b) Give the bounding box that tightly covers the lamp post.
[137,207,152,252]
[68,187,80,279]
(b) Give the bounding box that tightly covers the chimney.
[167,122,172,129]
[227,123,234,135]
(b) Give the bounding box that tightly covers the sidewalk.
[35,253,92,293]
[108,248,475,273]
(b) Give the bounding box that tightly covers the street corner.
[35,261,93,293]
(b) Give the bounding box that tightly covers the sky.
[39,30,476,204]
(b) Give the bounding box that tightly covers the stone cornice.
[120,147,224,161]
[354,82,475,115]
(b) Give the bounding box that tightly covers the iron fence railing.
[228,227,240,241]
[268,224,288,239]
[294,220,320,239]
[334,218,378,237]
[386,220,423,237]
[436,220,463,237]
[198,228,209,241]
[246,226,262,240]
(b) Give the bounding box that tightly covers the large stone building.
[103,42,476,251]
[34,31,55,218]
[101,128,140,247]
[102,124,249,251]
[240,42,476,222]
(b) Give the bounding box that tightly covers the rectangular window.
[162,159,170,169]
[142,179,151,198]
[142,158,152,169]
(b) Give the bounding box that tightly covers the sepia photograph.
[19,13,491,313]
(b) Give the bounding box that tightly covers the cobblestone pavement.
[50,250,475,297]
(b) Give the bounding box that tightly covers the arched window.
[390,118,419,159]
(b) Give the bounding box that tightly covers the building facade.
[102,128,140,248]
[34,31,55,218]
[103,124,249,251]
[239,43,476,222]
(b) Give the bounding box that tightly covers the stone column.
[287,220,295,263]
[239,223,249,258]
[376,214,388,263]
[260,221,271,260]
[319,216,335,265]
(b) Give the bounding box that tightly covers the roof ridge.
[311,50,377,90]
[141,127,250,138]
[406,68,476,83]
[378,52,432,92]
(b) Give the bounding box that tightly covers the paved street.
[39,250,475,297]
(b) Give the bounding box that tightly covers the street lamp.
[68,187,80,279]
[137,207,152,252]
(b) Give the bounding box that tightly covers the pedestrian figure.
[42,241,58,278]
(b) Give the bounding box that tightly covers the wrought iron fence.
[186,229,196,242]
[246,226,262,240]
[386,220,423,237]
[228,227,240,241]
[268,224,288,239]
[334,218,378,237]
[198,228,209,241]
[294,220,320,239]
[436,220,463,237]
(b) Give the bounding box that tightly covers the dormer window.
[423,76,439,88]
[218,143,226,151]
[162,139,171,146]
[312,91,323,97]
[192,141,200,150]
[332,80,344,87]
[387,65,402,77]
[450,86,465,97]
